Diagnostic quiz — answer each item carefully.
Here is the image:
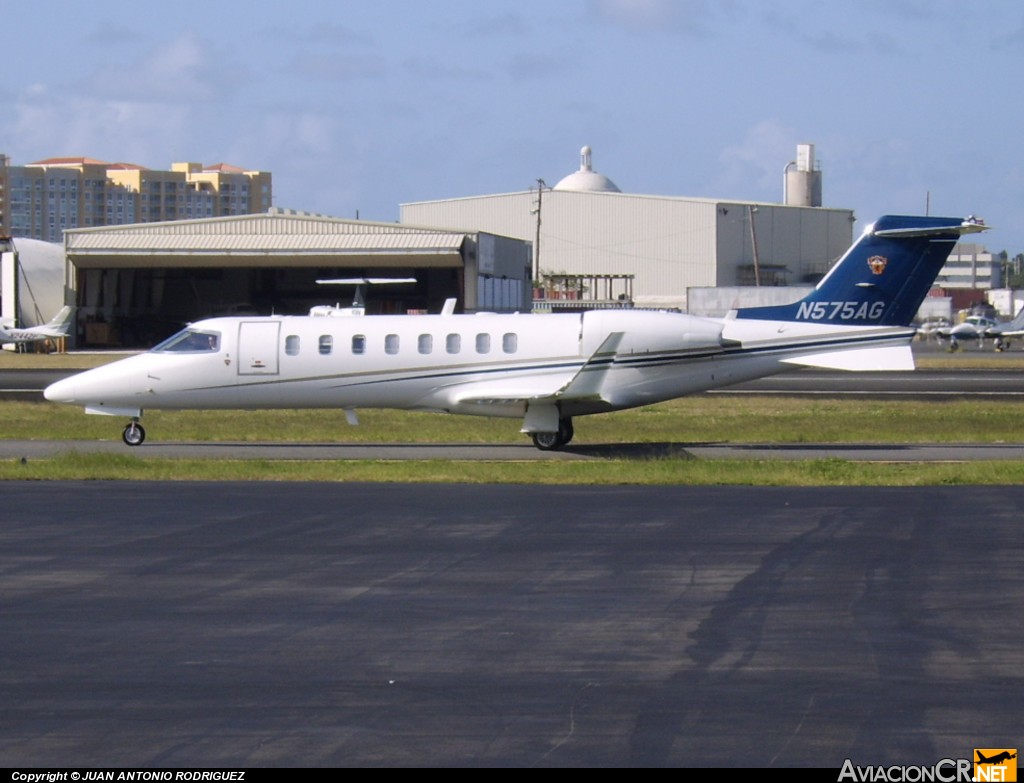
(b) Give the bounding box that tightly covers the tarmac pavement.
[0,482,1020,767]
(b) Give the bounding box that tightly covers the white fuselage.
[44,308,913,424]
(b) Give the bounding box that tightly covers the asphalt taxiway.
[1,482,1020,768]
[3,438,1024,462]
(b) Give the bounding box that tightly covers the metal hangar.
[61,211,531,348]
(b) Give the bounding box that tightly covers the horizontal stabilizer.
[316,277,417,285]
[781,344,914,371]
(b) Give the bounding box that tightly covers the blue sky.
[4,1,1023,251]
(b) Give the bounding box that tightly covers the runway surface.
[1,482,1020,768]
[3,438,1024,462]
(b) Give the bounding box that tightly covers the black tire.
[122,422,146,446]
[559,417,574,446]
[532,430,562,451]
[530,417,574,451]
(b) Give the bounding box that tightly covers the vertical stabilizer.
[735,215,988,327]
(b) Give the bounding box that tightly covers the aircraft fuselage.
[45,306,914,425]
[47,309,738,415]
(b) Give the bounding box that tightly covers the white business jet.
[44,215,986,449]
[1,306,73,348]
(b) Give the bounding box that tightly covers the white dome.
[553,145,621,193]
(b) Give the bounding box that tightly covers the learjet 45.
[44,215,987,449]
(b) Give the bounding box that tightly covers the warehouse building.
[402,145,855,311]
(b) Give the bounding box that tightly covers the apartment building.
[934,242,1002,290]
[0,155,271,241]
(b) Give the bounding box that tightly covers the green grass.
[6,349,1024,484]
[3,451,1024,485]
[0,351,129,369]
[5,397,1024,445]
[2,396,1024,484]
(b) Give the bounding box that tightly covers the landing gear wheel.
[530,417,574,451]
[532,431,562,451]
[559,417,574,446]
[122,421,146,446]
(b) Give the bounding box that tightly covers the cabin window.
[319,335,333,355]
[418,334,433,354]
[285,335,300,356]
[446,333,461,354]
[502,332,518,354]
[385,334,400,355]
[475,333,491,354]
[352,334,366,354]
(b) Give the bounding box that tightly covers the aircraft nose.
[44,376,77,404]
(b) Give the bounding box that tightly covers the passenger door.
[237,321,280,375]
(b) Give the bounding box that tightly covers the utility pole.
[748,205,761,286]
[531,178,546,283]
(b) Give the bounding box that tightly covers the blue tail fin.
[735,215,988,326]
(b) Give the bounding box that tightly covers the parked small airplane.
[44,215,987,448]
[0,306,73,348]
[936,306,1024,350]
[936,313,999,349]
[986,306,1024,350]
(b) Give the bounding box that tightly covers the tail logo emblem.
[868,255,889,275]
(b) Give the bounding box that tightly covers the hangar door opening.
[73,266,456,348]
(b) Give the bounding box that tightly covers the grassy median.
[3,450,1024,484]
[3,394,1024,483]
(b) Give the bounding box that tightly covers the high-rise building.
[0,156,271,241]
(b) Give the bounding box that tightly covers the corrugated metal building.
[61,212,531,347]
[401,146,855,311]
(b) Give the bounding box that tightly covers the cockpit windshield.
[151,328,221,353]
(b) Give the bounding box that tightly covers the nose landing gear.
[122,418,146,447]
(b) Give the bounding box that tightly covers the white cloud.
[715,119,798,198]
[1,30,248,164]
[9,88,193,163]
[290,51,390,82]
[86,30,245,103]
[587,0,726,35]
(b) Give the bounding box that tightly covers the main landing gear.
[122,418,146,446]
[530,417,574,451]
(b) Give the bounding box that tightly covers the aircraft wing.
[24,326,69,338]
[1,327,63,343]
[452,332,625,406]
[4,307,74,340]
